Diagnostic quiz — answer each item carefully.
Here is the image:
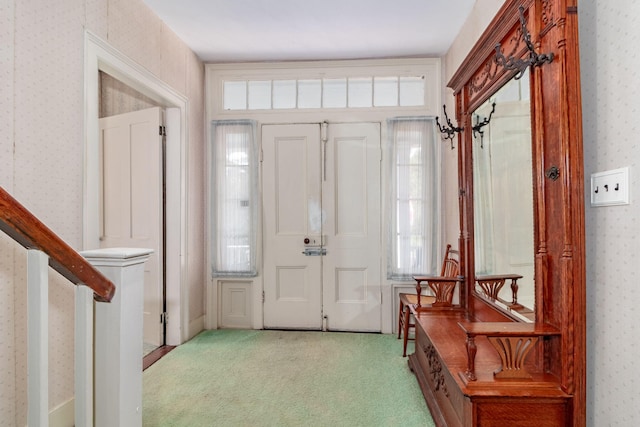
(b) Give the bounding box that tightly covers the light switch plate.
[590,167,630,207]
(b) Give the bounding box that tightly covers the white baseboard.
[49,398,74,427]
[188,315,205,340]
[205,279,218,330]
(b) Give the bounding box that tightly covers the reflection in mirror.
[472,68,535,320]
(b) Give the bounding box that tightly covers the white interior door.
[262,123,381,331]
[99,107,164,347]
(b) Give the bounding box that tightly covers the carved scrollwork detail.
[423,343,449,397]
[470,26,523,97]
[476,278,505,300]
[541,0,555,27]
[469,60,499,97]
[488,336,538,379]
[495,6,554,80]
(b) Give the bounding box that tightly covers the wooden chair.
[398,245,461,356]
[413,244,461,307]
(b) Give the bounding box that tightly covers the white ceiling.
[142,0,477,63]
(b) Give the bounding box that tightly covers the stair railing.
[0,186,151,427]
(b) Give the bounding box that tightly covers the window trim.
[206,58,441,118]
[386,116,439,281]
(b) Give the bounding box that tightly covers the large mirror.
[471,68,535,320]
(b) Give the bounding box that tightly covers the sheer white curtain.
[386,117,438,279]
[210,120,258,276]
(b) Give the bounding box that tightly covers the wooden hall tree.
[407,0,585,425]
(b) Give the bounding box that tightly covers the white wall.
[0,0,205,424]
[580,0,640,425]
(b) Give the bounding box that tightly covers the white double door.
[262,123,381,332]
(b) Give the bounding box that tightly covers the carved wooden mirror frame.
[448,0,585,423]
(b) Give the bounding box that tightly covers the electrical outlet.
[590,167,630,207]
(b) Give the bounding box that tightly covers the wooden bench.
[408,307,570,427]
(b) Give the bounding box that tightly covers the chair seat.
[398,293,436,356]
[398,244,459,356]
[399,293,436,309]
[400,293,419,306]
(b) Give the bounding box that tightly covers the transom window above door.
[206,59,441,117]
[223,76,425,110]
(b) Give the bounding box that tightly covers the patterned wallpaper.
[12,0,86,420]
[0,237,16,425]
[1,0,205,424]
[580,0,640,425]
[0,0,13,191]
[0,0,16,421]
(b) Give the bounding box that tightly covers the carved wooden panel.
[422,342,449,397]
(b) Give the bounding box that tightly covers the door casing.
[84,32,189,345]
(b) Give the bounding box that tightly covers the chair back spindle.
[440,244,460,277]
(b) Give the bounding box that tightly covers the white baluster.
[75,285,94,427]
[27,249,49,427]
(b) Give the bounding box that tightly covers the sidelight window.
[210,120,258,276]
[387,117,438,280]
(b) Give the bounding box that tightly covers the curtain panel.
[386,117,438,280]
[210,120,258,276]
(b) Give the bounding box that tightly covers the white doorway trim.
[83,31,188,345]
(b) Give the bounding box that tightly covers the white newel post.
[82,248,153,427]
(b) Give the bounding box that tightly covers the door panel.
[99,107,164,347]
[262,124,322,329]
[323,123,381,331]
[102,125,131,239]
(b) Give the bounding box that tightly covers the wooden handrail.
[0,186,115,302]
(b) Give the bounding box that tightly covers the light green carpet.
[143,329,434,427]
